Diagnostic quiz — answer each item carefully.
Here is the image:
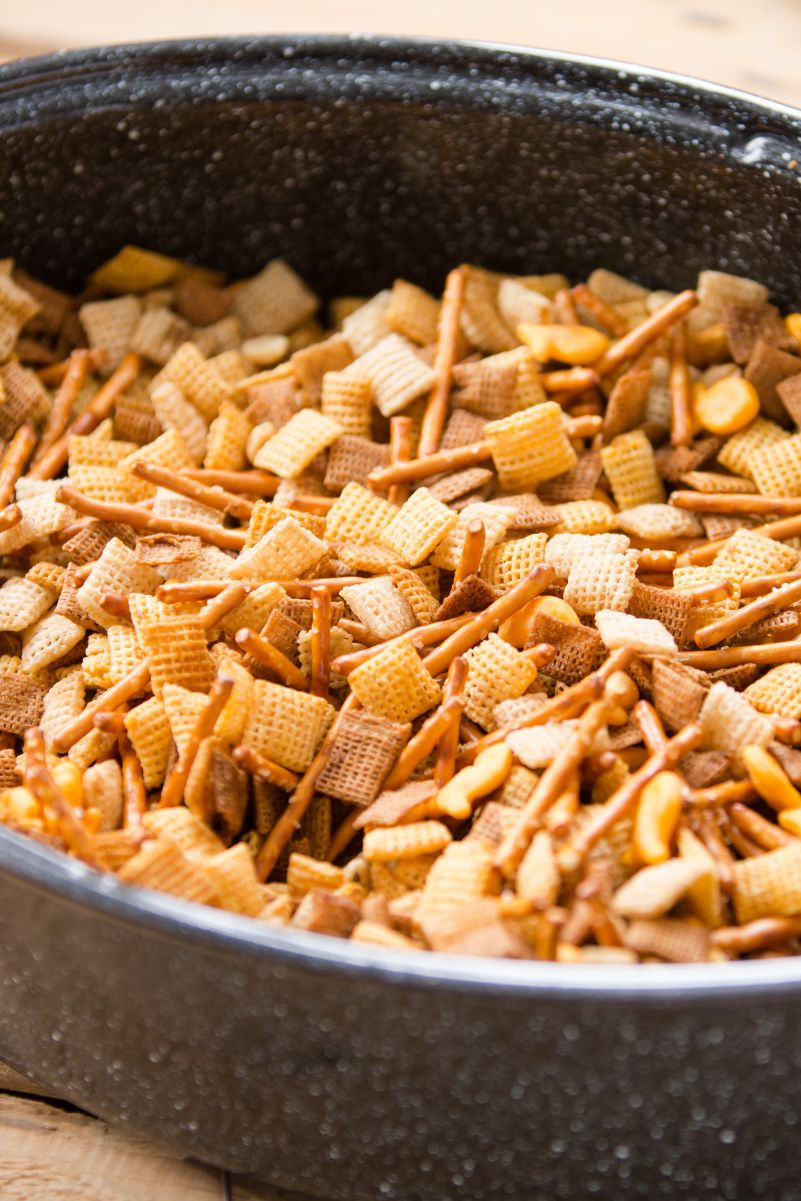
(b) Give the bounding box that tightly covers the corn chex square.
[230,516,328,581]
[253,408,342,478]
[563,549,638,616]
[431,503,516,572]
[600,430,664,508]
[595,609,678,656]
[743,664,801,719]
[462,633,539,730]
[348,639,442,723]
[380,488,458,567]
[485,401,577,490]
[241,680,334,772]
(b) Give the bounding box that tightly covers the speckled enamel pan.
[1,36,801,1201]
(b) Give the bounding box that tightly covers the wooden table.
[1,3,800,1196]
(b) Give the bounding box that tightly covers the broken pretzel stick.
[0,422,37,508]
[381,697,465,793]
[728,802,794,851]
[434,656,468,789]
[130,460,254,520]
[637,548,677,574]
[541,367,600,394]
[570,283,628,336]
[0,504,21,534]
[693,575,801,649]
[33,348,94,463]
[159,674,235,808]
[453,519,486,586]
[337,619,382,647]
[235,628,309,691]
[200,583,251,627]
[418,266,466,457]
[593,289,699,376]
[118,726,147,828]
[30,352,141,481]
[23,729,108,870]
[310,585,332,699]
[558,723,703,872]
[286,495,335,515]
[37,347,106,385]
[388,415,413,508]
[53,662,150,753]
[231,744,300,791]
[686,779,756,807]
[56,486,246,551]
[180,468,279,496]
[631,699,668,753]
[100,591,132,622]
[671,491,801,516]
[668,324,693,448]
[369,441,493,491]
[741,571,801,597]
[711,916,801,955]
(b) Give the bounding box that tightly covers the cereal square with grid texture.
[553,499,617,536]
[233,259,318,337]
[41,670,85,748]
[148,380,207,463]
[538,448,604,503]
[0,577,53,632]
[21,614,85,674]
[652,659,709,733]
[673,564,741,639]
[462,633,539,730]
[627,579,694,645]
[441,408,488,449]
[595,610,677,656]
[712,528,798,583]
[485,402,577,490]
[385,279,441,346]
[481,533,548,590]
[230,515,327,580]
[563,549,638,616]
[749,432,801,497]
[241,680,334,772]
[316,711,411,806]
[616,504,703,542]
[0,361,48,437]
[291,335,353,406]
[0,488,78,555]
[320,372,372,438]
[341,290,392,354]
[431,503,516,572]
[380,487,458,567]
[717,416,790,478]
[0,673,45,735]
[526,612,605,685]
[600,430,664,508]
[544,532,630,578]
[156,341,232,422]
[79,295,141,369]
[348,333,436,418]
[124,696,172,789]
[130,306,191,366]
[324,435,389,491]
[340,578,417,642]
[137,613,215,699]
[732,843,801,923]
[348,638,442,723]
[699,681,773,772]
[253,409,342,478]
[107,624,145,684]
[452,359,519,420]
[76,539,161,628]
[203,400,250,472]
[743,664,801,719]
[388,566,440,623]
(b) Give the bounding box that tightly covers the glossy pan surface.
[1,36,801,1200]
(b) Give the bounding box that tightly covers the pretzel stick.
[388,415,413,508]
[285,495,335,515]
[684,578,736,605]
[99,591,131,621]
[199,584,249,629]
[159,675,235,808]
[118,726,147,828]
[693,575,801,648]
[679,642,801,669]
[55,486,246,550]
[310,585,332,699]
[593,290,699,376]
[72,562,95,585]
[337,618,381,646]
[423,564,554,677]
[668,324,693,448]
[671,491,801,516]
[331,613,477,675]
[729,802,793,850]
[418,266,466,457]
[558,723,703,871]
[631,700,668,752]
[157,578,364,604]
[677,514,801,567]
[553,287,578,324]
[271,577,365,595]
[368,441,493,491]
[326,809,361,863]
[772,717,801,746]
[235,628,308,690]
[180,468,279,496]
[637,548,677,573]
[0,504,21,533]
[686,779,756,807]
[0,422,37,507]
[130,460,254,520]
[495,694,617,881]
[93,712,128,733]
[231,744,300,791]
[740,571,801,597]
[23,730,108,870]
[38,348,106,385]
[433,657,469,789]
[33,348,94,462]
[565,414,603,439]
[30,352,141,481]
[693,810,736,891]
[711,917,801,955]
[255,693,360,882]
[719,810,761,859]
[541,367,600,394]
[453,519,486,586]
[570,283,628,336]
[381,697,464,793]
[458,647,635,765]
[53,662,150,753]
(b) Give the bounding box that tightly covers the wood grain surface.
[0,3,798,1197]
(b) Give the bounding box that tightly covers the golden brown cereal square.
[380,487,458,567]
[316,711,411,806]
[348,639,442,723]
[724,301,796,365]
[485,402,577,490]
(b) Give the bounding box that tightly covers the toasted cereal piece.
[0,487,78,556]
[341,290,392,354]
[506,720,583,770]
[673,564,741,639]
[386,279,441,346]
[79,295,141,369]
[76,539,160,629]
[459,267,517,354]
[253,409,341,479]
[0,274,39,357]
[434,573,498,621]
[122,696,172,789]
[699,681,774,771]
[199,843,263,916]
[138,613,215,699]
[526,612,605,685]
[431,503,515,572]
[0,361,49,436]
[119,426,196,485]
[219,581,287,638]
[324,435,389,492]
[89,245,188,293]
[0,577,53,632]
[130,306,191,366]
[348,638,442,724]
[195,322,245,361]
[655,434,721,482]
[462,634,538,731]
[105,623,145,683]
[41,669,85,747]
[616,503,703,542]
[241,680,334,772]
[148,380,207,463]
[347,333,436,418]
[230,515,327,580]
[482,532,550,593]
[485,402,577,490]
[626,580,694,646]
[744,664,801,719]
[744,340,801,423]
[417,838,495,913]
[624,918,710,963]
[291,335,353,404]
[0,673,45,735]
[203,400,251,472]
[21,615,85,674]
[82,759,124,832]
[142,806,226,857]
[750,432,801,497]
[81,632,112,689]
[452,359,519,420]
[340,577,417,642]
[563,549,638,616]
[497,278,552,332]
[611,859,706,920]
[380,487,458,567]
[600,430,664,508]
[244,500,325,546]
[298,625,353,692]
[717,416,790,478]
[324,482,397,546]
[363,820,452,862]
[287,852,345,897]
[232,258,318,337]
[388,566,440,624]
[552,499,617,536]
[320,371,372,438]
[441,408,488,449]
[156,341,232,422]
[602,368,651,441]
[316,711,411,806]
[118,837,220,903]
[595,609,677,656]
[712,528,799,584]
[67,725,117,772]
[725,302,796,365]
[732,842,801,923]
[543,531,630,577]
[292,889,360,937]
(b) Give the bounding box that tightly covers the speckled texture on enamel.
[2,36,801,1201]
